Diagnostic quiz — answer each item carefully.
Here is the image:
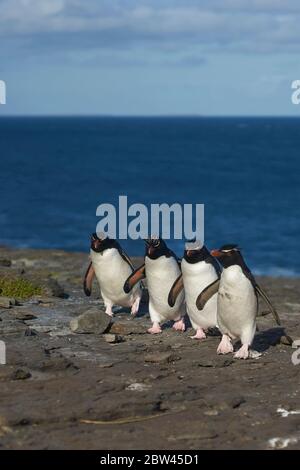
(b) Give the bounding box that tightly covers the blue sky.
[1,0,300,116]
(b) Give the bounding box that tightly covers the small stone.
[126,383,151,392]
[98,362,114,369]
[198,357,234,368]
[0,258,12,267]
[24,328,38,336]
[11,368,31,380]
[229,396,246,409]
[34,296,55,306]
[70,308,112,334]
[18,418,31,426]
[0,297,16,309]
[197,359,214,368]
[248,350,262,359]
[29,325,52,333]
[204,409,219,416]
[216,357,234,367]
[280,335,294,346]
[10,309,37,321]
[43,278,65,298]
[103,333,124,343]
[49,327,72,337]
[144,352,180,363]
[0,322,27,336]
[109,321,145,336]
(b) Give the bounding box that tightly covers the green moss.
[0,276,43,299]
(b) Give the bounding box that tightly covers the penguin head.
[210,244,243,268]
[184,240,210,263]
[144,236,169,259]
[90,233,116,253]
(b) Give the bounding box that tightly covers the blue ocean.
[0,117,299,277]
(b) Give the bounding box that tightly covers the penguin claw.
[234,344,250,359]
[190,328,206,340]
[105,308,114,317]
[148,324,162,334]
[172,318,185,332]
[130,297,141,317]
[217,335,234,355]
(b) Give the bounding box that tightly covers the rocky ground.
[0,246,299,450]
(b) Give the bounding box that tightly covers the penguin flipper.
[255,283,281,326]
[168,274,184,307]
[196,278,220,311]
[84,261,95,296]
[124,264,146,294]
[118,247,135,271]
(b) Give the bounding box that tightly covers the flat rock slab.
[9,309,37,321]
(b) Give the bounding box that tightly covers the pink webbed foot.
[130,297,141,317]
[173,318,185,332]
[190,328,206,340]
[147,323,162,334]
[234,344,250,360]
[217,335,233,355]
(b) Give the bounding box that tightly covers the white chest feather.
[181,258,218,328]
[91,248,139,305]
[145,255,184,319]
[218,265,257,341]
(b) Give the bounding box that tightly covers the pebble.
[197,357,234,368]
[229,396,246,409]
[0,297,16,309]
[144,352,181,363]
[126,383,151,392]
[10,309,37,321]
[11,368,32,380]
[0,258,12,267]
[203,409,219,416]
[103,334,124,344]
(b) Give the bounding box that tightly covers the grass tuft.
[0,276,43,299]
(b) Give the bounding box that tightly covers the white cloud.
[1,0,300,58]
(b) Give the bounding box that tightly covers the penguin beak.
[186,250,192,257]
[91,234,102,251]
[144,239,155,256]
[211,249,222,257]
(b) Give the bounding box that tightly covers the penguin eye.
[153,240,160,247]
